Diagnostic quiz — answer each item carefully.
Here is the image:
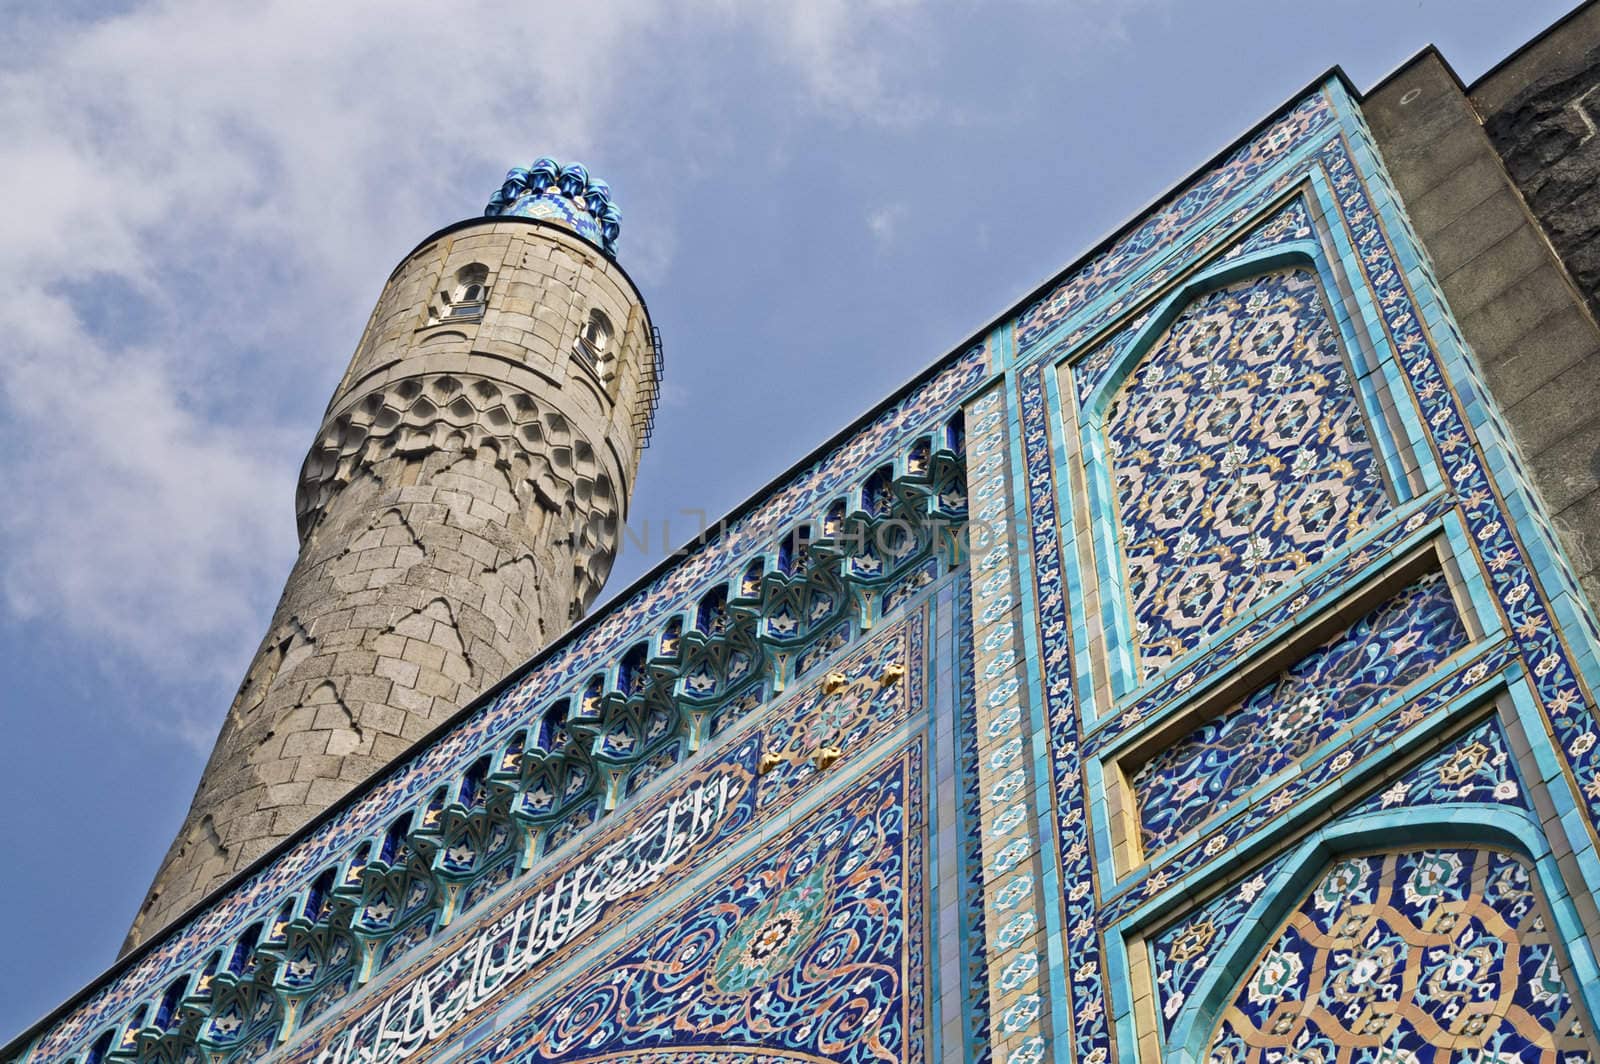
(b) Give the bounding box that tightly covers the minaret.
[124,159,660,952]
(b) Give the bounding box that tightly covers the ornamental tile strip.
[960,384,1051,1064]
[1016,362,1109,1063]
[1017,94,1334,350]
[956,579,995,1064]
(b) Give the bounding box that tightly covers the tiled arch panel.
[1097,264,1393,680]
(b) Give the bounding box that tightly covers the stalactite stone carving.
[124,209,657,954]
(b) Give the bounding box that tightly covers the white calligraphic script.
[310,772,742,1064]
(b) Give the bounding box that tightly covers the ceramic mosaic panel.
[283,614,926,1063]
[461,748,926,1064]
[1070,196,1317,402]
[1005,81,1600,1063]
[1206,847,1597,1062]
[1101,265,1393,681]
[1148,715,1532,1045]
[290,744,927,1064]
[1131,570,1468,856]
[1099,638,1515,937]
[1082,496,1458,759]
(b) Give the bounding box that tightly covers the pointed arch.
[1163,808,1600,1064]
[1082,248,1394,682]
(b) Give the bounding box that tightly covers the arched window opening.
[434,263,489,322]
[574,308,614,368]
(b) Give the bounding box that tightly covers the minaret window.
[574,308,613,367]
[434,263,489,322]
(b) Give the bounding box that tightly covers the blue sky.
[0,0,1578,1043]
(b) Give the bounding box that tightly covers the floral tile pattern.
[1148,715,1531,1045]
[456,747,926,1064]
[1149,854,1291,1039]
[1132,570,1467,856]
[1207,848,1597,1063]
[1069,196,1316,402]
[1357,715,1526,815]
[1009,89,1600,1063]
[955,577,994,1064]
[1102,266,1393,680]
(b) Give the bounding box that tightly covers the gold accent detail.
[822,671,849,695]
[879,662,906,686]
[810,746,843,771]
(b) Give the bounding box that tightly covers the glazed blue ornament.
[558,162,590,199]
[484,157,621,257]
[500,167,531,202]
[528,157,560,193]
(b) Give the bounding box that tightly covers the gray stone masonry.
[122,219,655,953]
[1478,2,1600,322]
[1365,39,1600,622]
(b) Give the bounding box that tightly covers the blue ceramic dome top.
[484,158,620,258]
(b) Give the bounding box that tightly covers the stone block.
[1528,417,1600,514]
[263,780,312,808]
[1479,302,1600,405]
[375,655,421,688]
[1506,351,1600,455]
[403,639,448,673]
[1459,264,1586,358]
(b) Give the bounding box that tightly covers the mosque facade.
[9,5,1600,1063]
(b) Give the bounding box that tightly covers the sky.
[0,0,1580,1044]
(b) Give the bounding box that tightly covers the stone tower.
[123,159,660,952]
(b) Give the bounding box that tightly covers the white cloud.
[0,0,1163,746]
[0,0,966,746]
[767,0,935,124]
[0,0,674,743]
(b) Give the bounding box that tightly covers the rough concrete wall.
[123,220,654,952]
[1364,50,1600,616]
[1476,1,1600,320]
